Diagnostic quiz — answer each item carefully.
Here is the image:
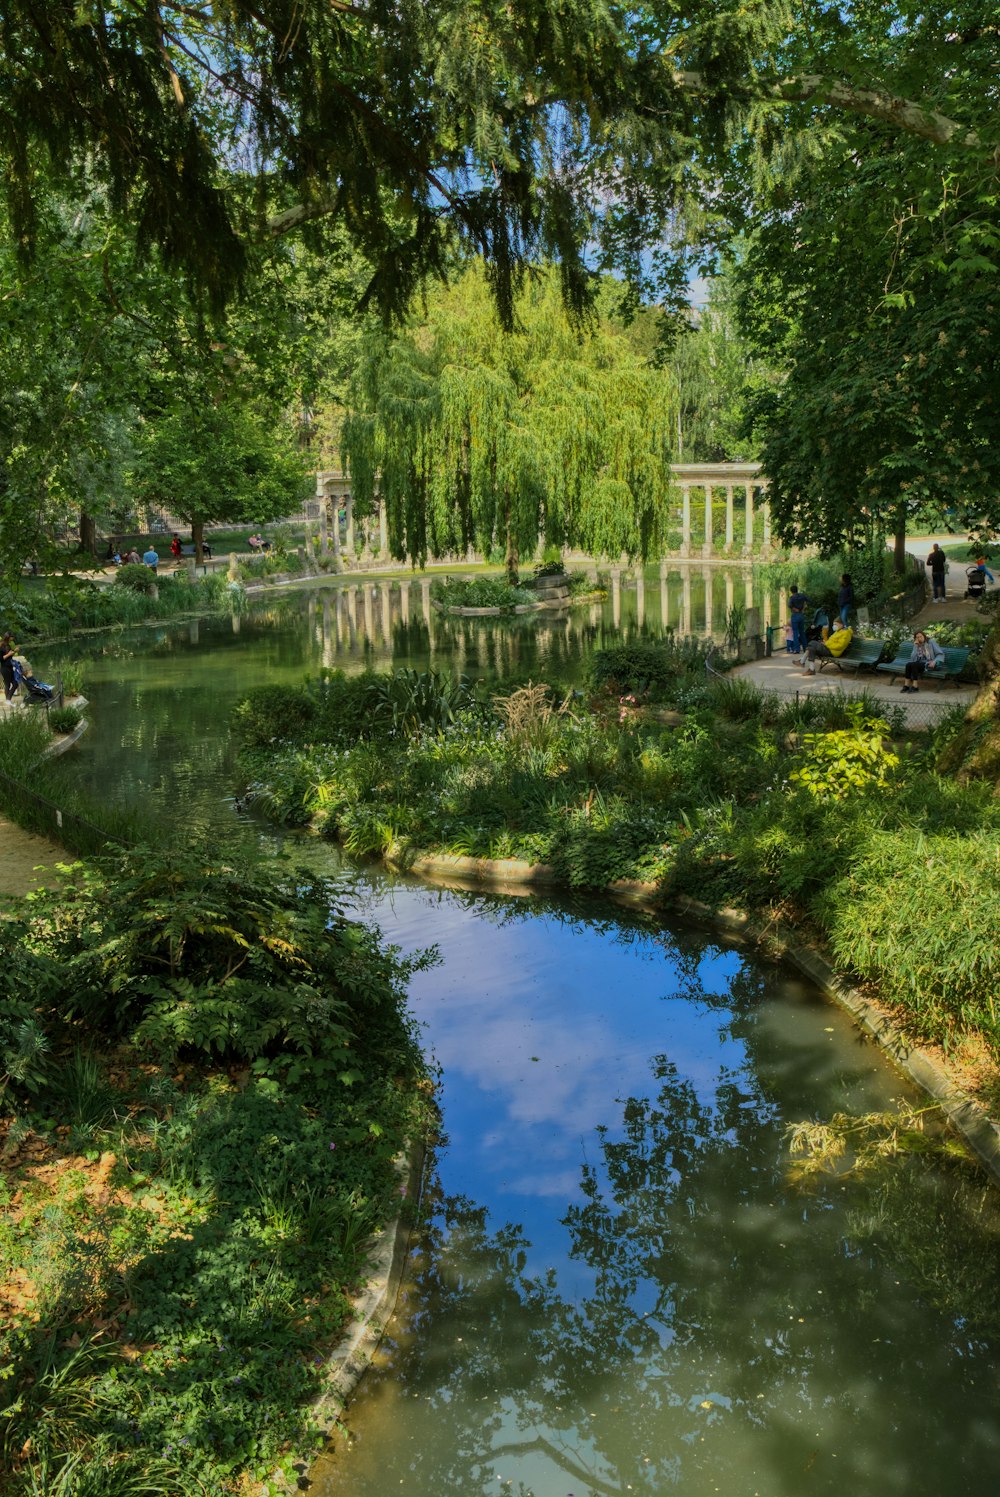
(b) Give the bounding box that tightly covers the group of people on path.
[788,568,948,692]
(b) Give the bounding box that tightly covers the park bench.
[876,645,972,687]
[816,637,887,674]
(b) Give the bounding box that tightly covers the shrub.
[826,831,1000,1039]
[590,638,711,699]
[789,704,899,800]
[47,706,82,734]
[114,563,157,594]
[431,575,533,609]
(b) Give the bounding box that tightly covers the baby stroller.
[964,565,988,601]
[12,657,56,704]
[805,608,830,643]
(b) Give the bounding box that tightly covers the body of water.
[31,577,1000,1497]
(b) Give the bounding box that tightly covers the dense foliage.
[0,572,241,640]
[0,850,429,1495]
[431,577,535,611]
[238,652,1000,1053]
[343,267,678,578]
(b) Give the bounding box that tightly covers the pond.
[307,871,1000,1497]
[34,577,1000,1496]
[35,567,775,836]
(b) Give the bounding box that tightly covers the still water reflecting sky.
[312,872,1000,1497]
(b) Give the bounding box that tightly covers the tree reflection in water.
[320,1019,1000,1497]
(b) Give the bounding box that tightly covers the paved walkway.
[732,649,976,724]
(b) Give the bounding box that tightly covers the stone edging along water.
[276,1139,427,1490]
[383,844,1000,1191]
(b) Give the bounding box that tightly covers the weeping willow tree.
[343,266,677,581]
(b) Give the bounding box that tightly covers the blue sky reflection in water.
[313,873,1000,1497]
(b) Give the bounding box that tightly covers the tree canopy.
[3,2,998,328]
[343,266,677,576]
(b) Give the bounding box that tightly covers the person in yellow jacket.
[802,619,853,674]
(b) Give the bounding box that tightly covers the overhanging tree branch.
[674,70,985,151]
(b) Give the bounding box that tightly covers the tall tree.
[132,401,309,557]
[733,128,1000,564]
[343,266,677,579]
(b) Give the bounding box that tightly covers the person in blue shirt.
[788,583,809,657]
[142,546,159,573]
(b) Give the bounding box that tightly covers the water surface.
[310,873,1000,1497]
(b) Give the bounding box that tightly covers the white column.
[610,566,622,629]
[681,569,692,636]
[635,568,645,627]
[681,487,692,558]
[659,559,670,629]
[725,486,735,551]
[318,500,329,557]
[379,501,388,557]
[725,571,734,616]
[345,496,355,556]
[400,579,411,625]
[363,584,374,638]
[331,488,341,561]
[761,487,771,551]
[744,484,755,554]
[703,566,714,633]
[421,579,432,627]
[702,485,713,557]
[380,581,393,642]
[744,568,754,610]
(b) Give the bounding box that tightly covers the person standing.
[902,630,945,692]
[788,582,809,658]
[926,544,948,601]
[975,555,995,586]
[837,573,855,626]
[1,633,18,702]
[142,544,159,574]
[170,534,183,563]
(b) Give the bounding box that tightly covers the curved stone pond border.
[384,846,1000,1191]
[281,1139,427,1490]
[40,697,90,759]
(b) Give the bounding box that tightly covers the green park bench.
[816,637,887,674]
[876,645,972,687]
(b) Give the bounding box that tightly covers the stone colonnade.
[672,462,770,559]
[311,471,387,562]
[312,462,771,565]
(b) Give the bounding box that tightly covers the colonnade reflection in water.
[293,564,782,675]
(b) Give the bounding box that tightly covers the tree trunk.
[192,517,204,562]
[504,489,519,586]
[893,515,907,573]
[79,510,97,556]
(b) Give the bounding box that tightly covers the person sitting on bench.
[801,619,853,674]
[901,630,945,693]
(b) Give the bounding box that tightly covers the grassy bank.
[236,645,1000,1055]
[0,722,433,1496]
[1,571,242,642]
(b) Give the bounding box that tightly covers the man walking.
[926,543,948,601]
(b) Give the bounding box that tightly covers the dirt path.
[0,816,66,896]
